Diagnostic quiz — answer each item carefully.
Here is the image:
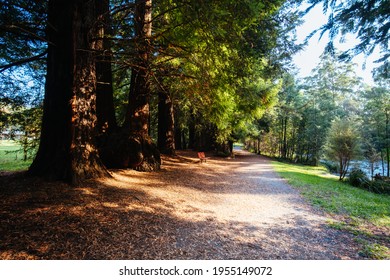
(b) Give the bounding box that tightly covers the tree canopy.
[0,0,389,183]
[306,0,389,76]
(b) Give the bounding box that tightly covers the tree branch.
[0,51,48,73]
[0,24,48,43]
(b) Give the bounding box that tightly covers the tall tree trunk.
[229,140,234,155]
[381,150,385,176]
[23,131,28,161]
[124,0,152,134]
[95,0,117,134]
[282,116,288,159]
[122,0,160,171]
[174,125,183,150]
[158,91,175,155]
[181,130,187,149]
[29,0,109,184]
[339,158,344,180]
[188,115,195,149]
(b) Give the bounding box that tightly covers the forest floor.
[0,149,376,259]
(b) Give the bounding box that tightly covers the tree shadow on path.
[0,151,364,259]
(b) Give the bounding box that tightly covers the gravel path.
[153,149,362,259]
[0,149,363,259]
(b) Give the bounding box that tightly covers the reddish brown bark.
[158,91,176,155]
[122,0,160,171]
[124,0,152,134]
[95,0,117,134]
[29,0,109,184]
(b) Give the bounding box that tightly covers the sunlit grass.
[0,140,31,171]
[272,161,390,229]
[273,160,390,259]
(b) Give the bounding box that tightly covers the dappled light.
[1,0,389,264]
[0,150,366,259]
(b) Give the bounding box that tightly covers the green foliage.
[348,168,390,195]
[149,0,299,149]
[0,1,46,163]
[0,0,47,70]
[367,179,390,195]
[321,160,339,173]
[1,0,301,161]
[1,85,42,161]
[324,118,361,180]
[362,140,381,178]
[253,53,365,164]
[348,168,369,188]
[361,84,390,177]
[307,0,389,76]
[9,106,42,160]
[7,0,387,180]
[358,242,390,260]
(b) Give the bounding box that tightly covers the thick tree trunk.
[199,125,216,152]
[158,91,175,155]
[124,0,152,134]
[121,0,160,171]
[182,130,187,149]
[29,0,109,184]
[188,115,195,149]
[95,0,117,134]
[99,130,160,171]
[282,116,288,159]
[229,140,234,155]
[174,125,183,150]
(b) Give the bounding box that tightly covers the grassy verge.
[272,160,390,259]
[0,140,32,171]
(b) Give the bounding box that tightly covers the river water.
[348,160,388,178]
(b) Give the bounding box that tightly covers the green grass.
[272,160,390,259]
[272,161,390,227]
[357,241,390,260]
[0,140,32,171]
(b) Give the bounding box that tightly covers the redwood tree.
[158,90,175,155]
[123,0,161,171]
[95,0,117,134]
[29,0,110,184]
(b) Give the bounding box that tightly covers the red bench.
[197,152,208,163]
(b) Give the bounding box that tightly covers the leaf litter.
[0,150,380,259]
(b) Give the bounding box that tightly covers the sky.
[292,4,381,85]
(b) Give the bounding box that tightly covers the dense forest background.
[0,0,389,184]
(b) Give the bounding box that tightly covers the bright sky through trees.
[292,4,381,85]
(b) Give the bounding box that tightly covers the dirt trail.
[105,149,361,259]
[0,149,362,259]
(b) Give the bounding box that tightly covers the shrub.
[348,169,390,195]
[324,119,361,180]
[368,180,390,195]
[348,168,369,188]
[322,160,339,174]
